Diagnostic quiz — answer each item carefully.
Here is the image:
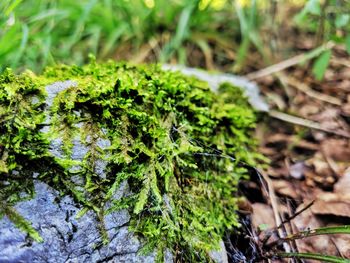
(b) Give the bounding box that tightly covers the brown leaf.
[311,199,350,217]
[272,179,299,199]
[321,139,350,162]
[342,102,350,116]
[251,203,275,230]
[237,198,253,214]
[311,168,350,217]
[306,153,334,182]
[334,167,350,195]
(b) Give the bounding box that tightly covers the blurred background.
[1,0,349,76]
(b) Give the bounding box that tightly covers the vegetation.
[1,0,350,262]
[0,60,260,261]
[1,0,349,79]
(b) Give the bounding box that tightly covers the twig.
[269,110,350,138]
[278,73,342,106]
[260,200,315,248]
[258,169,291,253]
[277,200,314,229]
[285,200,299,263]
[245,42,335,80]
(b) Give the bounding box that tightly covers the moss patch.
[0,60,260,262]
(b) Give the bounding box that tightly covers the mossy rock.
[0,61,261,262]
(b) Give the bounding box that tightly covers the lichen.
[0,60,261,262]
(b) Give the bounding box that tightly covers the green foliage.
[233,0,265,72]
[312,49,331,80]
[267,224,350,262]
[0,60,260,261]
[278,252,350,263]
[0,0,235,72]
[1,0,349,81]
[295,0,350,80]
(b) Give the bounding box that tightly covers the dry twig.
[245,42,335,80]
[269,110,350,138]
[278,73,342,106]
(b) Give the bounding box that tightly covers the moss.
[0,60,261,262]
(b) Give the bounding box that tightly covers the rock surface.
[1,81,160,263]
[0,181,156,263]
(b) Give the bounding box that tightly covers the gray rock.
[208,240,229,263]
[0,181,155,263]
[0,81,166,263]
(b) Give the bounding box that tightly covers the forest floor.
[197,31,350,261]
[242,45,350,262]
[2,1,349,261]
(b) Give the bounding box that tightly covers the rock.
[0,181,156,263]
[208,240,229,263]
[0,81,161,263]
[0,64,262,262]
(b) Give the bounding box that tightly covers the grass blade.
[11,23,28,68]
[160,2,195,62]
[288,225,350,239]
[278,252,350,263]
[1,205,43,242]
[312,49,331,80]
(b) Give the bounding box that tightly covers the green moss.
[0,60,261,262]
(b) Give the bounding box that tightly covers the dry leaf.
[311,168,350,217]
[321,139,350,162]
[251,203,275,230]
[272,179,299,199]
[334,167,350,195]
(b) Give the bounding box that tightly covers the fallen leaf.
[334,167,350,194]
[310,168,350,217]
[251,203,275,230]
[311,199,350,217]
[321,139,350,162]
[272,179,299,199]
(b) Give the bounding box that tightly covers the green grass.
[0,0,241,73]
[2,0,348,76]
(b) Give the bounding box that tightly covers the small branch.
[269,110,350,138]
[258,169,291,253]
[245,42,335,80]
[277,200,315,229]
[278,73,341,106]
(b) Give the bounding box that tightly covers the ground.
[250,46,350,260]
